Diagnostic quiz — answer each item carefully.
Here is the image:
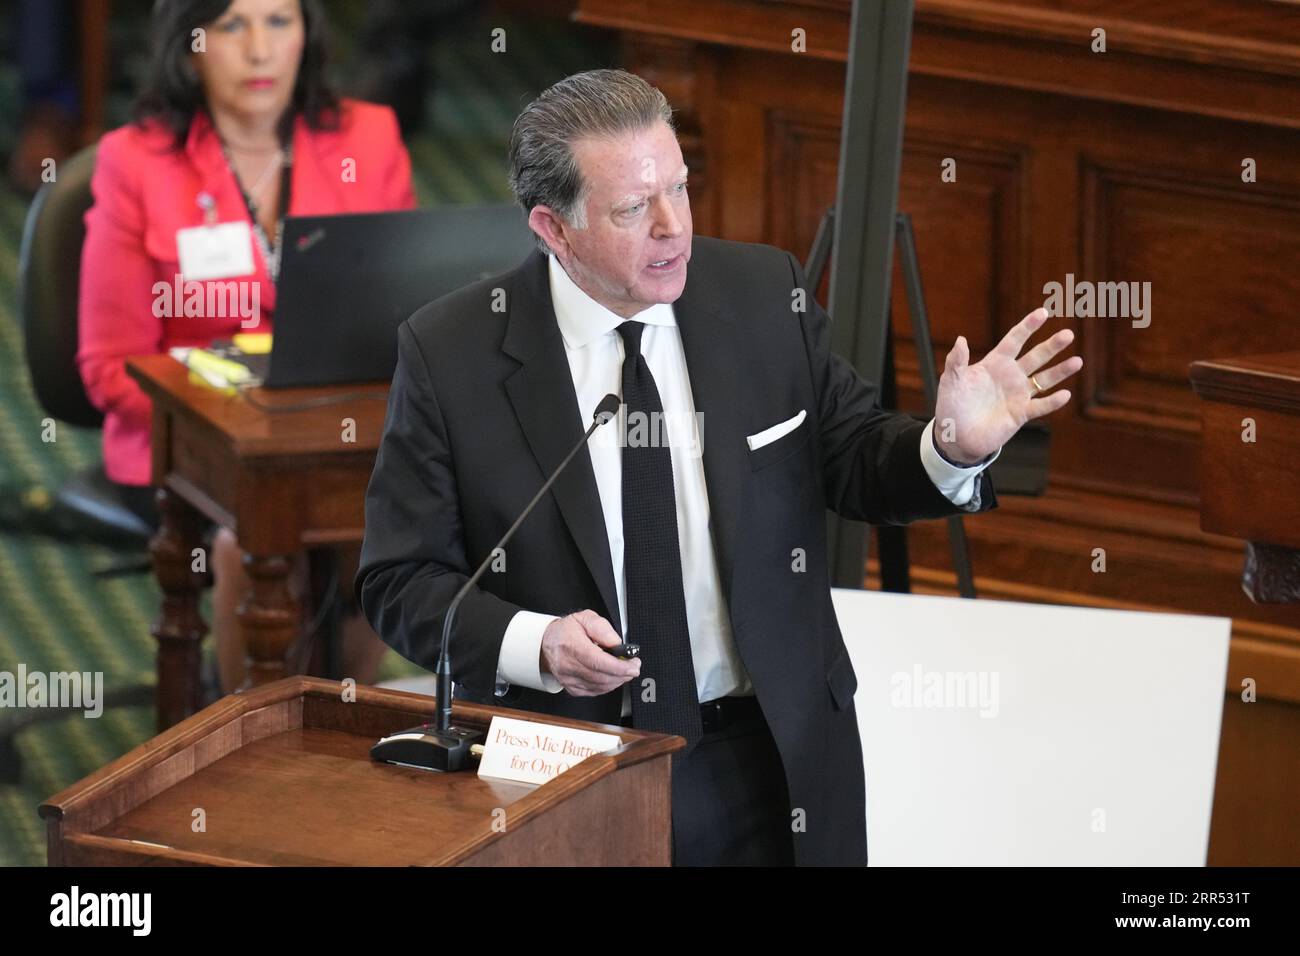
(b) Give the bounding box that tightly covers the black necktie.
[616,320,703,752]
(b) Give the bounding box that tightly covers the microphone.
[371,393,622,772]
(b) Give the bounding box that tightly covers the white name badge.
[176,221,256,281]
[477,715,622,786]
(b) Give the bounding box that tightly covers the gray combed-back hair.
[508,69,675,254]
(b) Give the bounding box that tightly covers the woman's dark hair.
[133,0,340,148]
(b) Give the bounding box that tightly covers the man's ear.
[528,205,571,258]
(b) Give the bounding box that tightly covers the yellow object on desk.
[185,348,254,385]
[169,347,254,392]
[187,369,238,396]
[232,332,272,354]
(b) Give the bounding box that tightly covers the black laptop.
[232,204,536,388]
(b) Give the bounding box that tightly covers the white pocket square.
[746,409,807,451]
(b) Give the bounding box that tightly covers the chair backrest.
[18,143,103,428]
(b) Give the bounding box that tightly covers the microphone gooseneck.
[371,393,621,772]
[435,392,621,733]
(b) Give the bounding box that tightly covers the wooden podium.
[1190,351,1300,864]
[1190,351,1300,601]
[40,678,684,866]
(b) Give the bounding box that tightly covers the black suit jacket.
[356,237,997,865]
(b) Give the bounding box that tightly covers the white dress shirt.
[495,254,999,714]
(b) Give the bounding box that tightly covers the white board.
[830,589,1231,866]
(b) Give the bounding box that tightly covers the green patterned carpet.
[0,7,611,866]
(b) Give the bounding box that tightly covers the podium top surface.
[40,678,682,866]
[101,726,537,865]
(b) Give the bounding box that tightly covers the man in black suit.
[356,70,1081,865]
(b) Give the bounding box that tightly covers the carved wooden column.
[237,553,300,688]
[149,486,208,730]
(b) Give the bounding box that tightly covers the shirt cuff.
[496,610,564,694]
[919,418,1001,510]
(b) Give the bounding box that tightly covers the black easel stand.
[806,208,978,599]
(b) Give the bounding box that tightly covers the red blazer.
[78,99,416,486]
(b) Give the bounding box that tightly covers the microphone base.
[370,723,485,773]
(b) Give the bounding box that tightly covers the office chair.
[17,143,156,547]
[1,144,157,782]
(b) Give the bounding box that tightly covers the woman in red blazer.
[78,0,415,693]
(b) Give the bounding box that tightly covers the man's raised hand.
[932,307,1083,465]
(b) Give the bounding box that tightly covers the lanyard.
[219,139,294,283]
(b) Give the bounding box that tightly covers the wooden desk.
[1191,351,1300,600]
[127,356,389,730]
[1190,351,1300,864]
